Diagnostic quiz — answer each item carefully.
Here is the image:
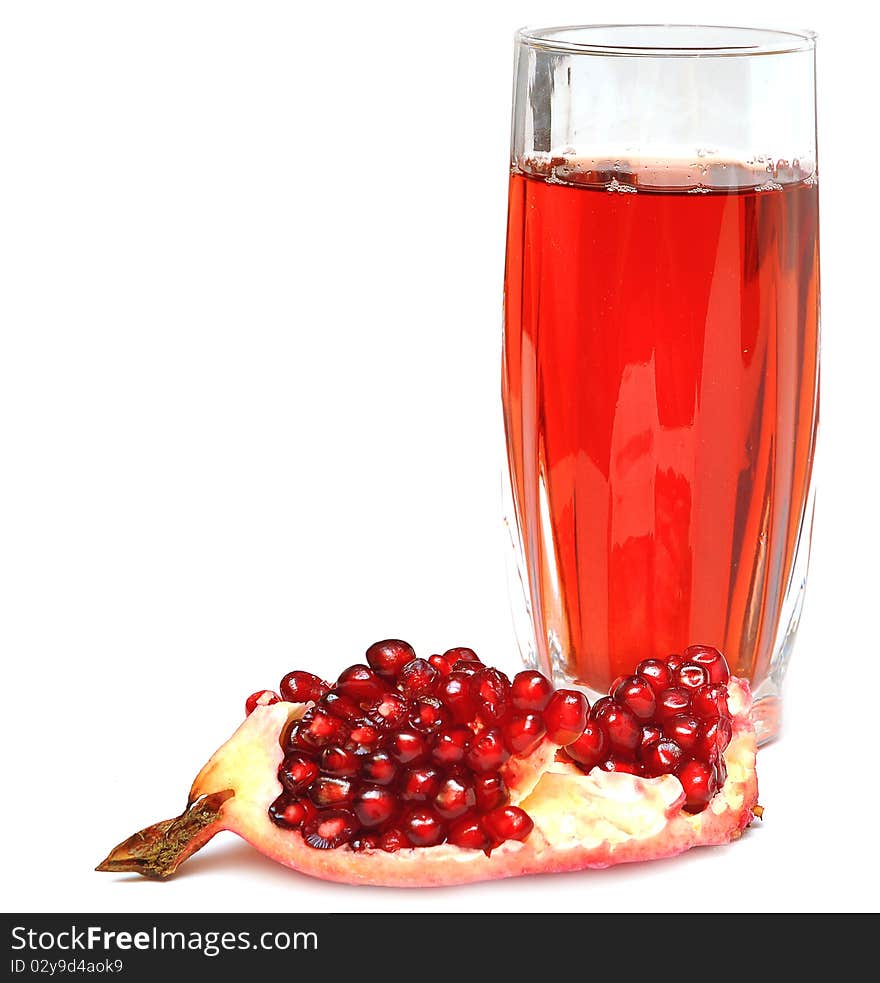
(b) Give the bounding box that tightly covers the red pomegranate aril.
[715,756,728,788]
[665,714,701,753]
[684,644,731,685]
[400,807,446,847]
[544,689,589,744]
[408,696,449,734]
[301,808,359,850]
[612,675,657,721]
[283,722,317,755]
[438,672,479,724]
[359,750,398,786]
[600,759,643,775]
[691,683,729,720]
[398,659,440,697]
[666,654,686,672]
[466,728,510,773]
[399,766,443,802]
[697,717,733,763]
[245,690,281,716]
[387,729,429,765]
[473,772,509,813]
[678,759,718,813]
[444,647,481,665]
[308,776,356,808]
[350,834,380,852]
[320,745,359,777]
[635,659,673,695]
[483,805,533,842]
[279,670,329,704]
[433,776,476,820]
[510,670,553,712]
[566,722,606,771]
[379,828,408,853]
[431,725,471,766]
[335,664,388,703]
[365,639,416,680]
[278,753,320,792]
[655,687,692,724]
[471,667,512,723]
[346,721,381,752]
[268,794,316,830]
[589,696,613,720]
[353,785,397,827]
[640,723,663,748]
[448,814,491,850]
[320,691,363,721]
[502,712,547,756]
[368,692,408,730]
[639,738,684,777]
[299,708,350,747]
[675,663,711,692]
[592,701,640,757]
[427,653,453,676]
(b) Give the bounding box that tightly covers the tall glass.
[502,25,819,742]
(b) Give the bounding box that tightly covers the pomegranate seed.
[675,663,710,692]
[466,728,510,773]
[684,644,730,684]
[398,659,440,697]
[444,647,481,665]
[592,701,640,756]
[697,717,733,763]
[400,807,446,847]
[386,728,429,765]
[483,805,533,842]
[302,809,359,849]
[282,721,317,755]
[350,834,380,852]
[278,753,320,792]
[320,745,359,777]
[678,759,717,813]
[268,794,316,830]
[544,689,589,744]
[379,828,408,853]
[473,772,509,812]
[408,696,449,734]
[510,670,553,712]
[431,725,471,765]
[665,714,701,753]
[655,687,692,723]
[335,664,388,703]
[635,659,672,694]
[589,696,614,720]
[346,721,381,752]
[437,672,479,724]
[433,776,476,819]
[428,653,454,676]
[640,723,663,747]
[715,757,728,788]
[612,676,657,721]
[600,759,643,775]
[471,667,512,722]
[298,708,350,747]
[665,654,686,672]
[502,712,547,755]
[448,814,491,850]
[368,692,408,730]
[365,639,416,679]
[245,690,281,716]
[308,776,356,808]
[639,738,684,777]
[399,766,443,802]
[279,670,329,704]
[359,750,398,785]
[353,785,397,827]
[566,722,606,771]
[691,683,729,720]
[320,692,363,721]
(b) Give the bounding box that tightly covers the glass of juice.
[502,25,820,743]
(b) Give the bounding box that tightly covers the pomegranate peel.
[97,679,758,886]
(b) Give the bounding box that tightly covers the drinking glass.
[501,24,820,742]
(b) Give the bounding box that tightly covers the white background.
[2,0,878,914]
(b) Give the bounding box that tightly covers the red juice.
[502,159,820,694]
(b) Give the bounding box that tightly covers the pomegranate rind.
[98,680,758,886]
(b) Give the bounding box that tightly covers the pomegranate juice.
[502,160,819,694]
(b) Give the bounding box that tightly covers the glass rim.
[517,23,817,58]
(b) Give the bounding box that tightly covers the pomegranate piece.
[365,639,416,679]
[245,690,281,716]
[544,689,589,744]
